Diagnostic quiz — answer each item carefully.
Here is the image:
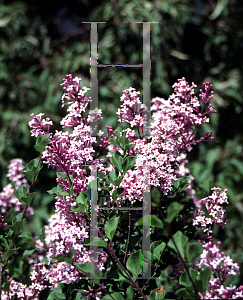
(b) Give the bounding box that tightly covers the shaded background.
[0,0,242,286]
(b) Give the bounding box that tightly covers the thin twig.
[107,242,148,300]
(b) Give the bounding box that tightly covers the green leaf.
[152,187,161,203]
[14,186,36,206]
[40,257,48,264]
[8,247,19,254]
[167,231,188,260]
[34,134,50,153]
[18,232,34,245]
[75,262,90,274]
[151,240,166,261]
[112,188,124,202]
[2,280,11,292]
[118,135,127,149]
[56,172,69,180]
[3,251,8,260]
[109,169,119,185]
[122,156,136,174]
[84,237,107,248]
[47,283,66,300]
[149,288,165,300]
[151,215,164,228]
[101,292,125,300]
[47,184,63,197]
[126,249,143,277]
[71,205,87,212]
[19,192,36,206]
[39,226,46,245]
[175,288,196,299]
[110,151,122,157]
[125,284,134,300]
[59,191,70,196]
[179,268,199,288]
[193,265,212,295]
[125,143,134,152]
[1,238,11,249]
[178,176,190,192]
[107,137,121,148]
[14,185,28,201]
[25,158,40,172]
[178,266,212,296]
[50,254,70,263]
[75,262,102,279]
[76,192,88,205]
[164,202,184,224]
[23,248,37,258]
[71,192,88,212]
[108,266,133,283]
[23,158,42,182]
[186,243,204,264]
[114,174,124,187]
[134,215,164,228]
[113,127,123,138]
[111,155,123,172]
[8,221,24,233]
[105,216,119,241]
[12,213,23,223]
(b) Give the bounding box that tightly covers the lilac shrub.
[0,75,242,299]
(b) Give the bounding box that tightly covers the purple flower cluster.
[1,75,241,299]
[108,78,216,205]
[0,159,34,215]
[116,87,149,128]
[198,241,243,299]
[192,187,229,235]
[29,75,106,196]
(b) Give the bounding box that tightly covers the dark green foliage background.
[0,0,242,287]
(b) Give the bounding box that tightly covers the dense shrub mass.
[0,75,242,299]
[0,0,242,297]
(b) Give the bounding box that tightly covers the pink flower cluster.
[41,195,106,289]
[198,241,243,299]
[116,87,149,128]
[2,75,240,298]
[0,159,34,215]
[29,75,106,196]
[168,240,243,299]
[192,187,229,235]
[107,78,216,205]
[2,263,48,300]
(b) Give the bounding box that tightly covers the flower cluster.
[0,159,34,215]
[29,75,106,196]
[41,195,107,289]
[29,113,53,137]
[192,187,229,235]
[198,241,243,299]
[116,87,149,128]
[108,78,216,204]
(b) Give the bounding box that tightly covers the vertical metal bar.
[90,164,98,279]
[142,164,151,279]
[142,22,151,137]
